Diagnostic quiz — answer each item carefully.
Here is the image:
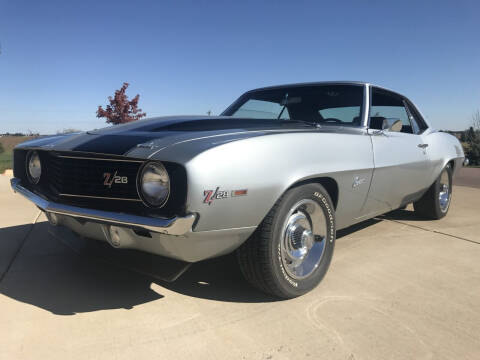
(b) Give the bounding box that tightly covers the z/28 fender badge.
[203,187,248,205]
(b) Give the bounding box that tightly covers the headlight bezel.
[137,161,171,208]
[26,150,42,184]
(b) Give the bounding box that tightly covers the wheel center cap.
[287,226,314,261]
[301,229,314,250]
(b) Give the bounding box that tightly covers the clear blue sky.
[1,0,479,133]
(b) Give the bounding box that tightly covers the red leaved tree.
[96,82,146,124]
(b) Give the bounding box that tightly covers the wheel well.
[448,159,455,172]
[288,177,339,209]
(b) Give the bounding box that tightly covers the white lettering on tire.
[278,243,298,287]
[313,191,335,242]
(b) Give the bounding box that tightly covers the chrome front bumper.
[10,178,196,236]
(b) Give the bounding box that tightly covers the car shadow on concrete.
[160,218,384,302]
[336,218,382,238]
[379,208,425,222]
[0,214,403,314]
[0,222,163,315]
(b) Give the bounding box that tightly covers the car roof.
[246,81,404,97]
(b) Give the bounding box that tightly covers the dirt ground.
[0,135,39,152]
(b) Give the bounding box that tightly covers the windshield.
[222,84,364,126]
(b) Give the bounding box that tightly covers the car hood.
[17,115,359,158]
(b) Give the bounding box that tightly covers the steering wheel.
[322,118,342,123]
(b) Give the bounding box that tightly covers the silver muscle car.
[11,82,465,298]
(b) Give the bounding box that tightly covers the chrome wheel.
[280,199,326,280]
[438,168,451,213]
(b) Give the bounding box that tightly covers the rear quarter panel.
[424,130,465,183]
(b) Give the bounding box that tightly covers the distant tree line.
[462,110,480,165]
[0,132,40,136]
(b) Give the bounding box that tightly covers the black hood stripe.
[72,135,157,155]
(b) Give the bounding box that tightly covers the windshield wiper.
[276,93,320,128]
[277,93,288,120]
[289,119,321,128]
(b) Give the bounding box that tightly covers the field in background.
[0,136,38,173]
[0,151,12,173]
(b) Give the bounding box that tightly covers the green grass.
[0,151,13,173]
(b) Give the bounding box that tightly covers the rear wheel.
[413,164,453,219]
[237,183,336,299]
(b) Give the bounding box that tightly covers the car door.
[359,87,433,218]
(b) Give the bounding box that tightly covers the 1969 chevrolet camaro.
[11,82,465,298]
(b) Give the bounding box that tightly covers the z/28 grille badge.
[203,187,248,205]
[103,171,128,188]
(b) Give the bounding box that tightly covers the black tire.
[413,164,453,220]
[237,183,336,299]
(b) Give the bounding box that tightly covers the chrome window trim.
[363,83,370,127]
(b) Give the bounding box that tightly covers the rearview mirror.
[281,96,302,105]
[382,118,403,132]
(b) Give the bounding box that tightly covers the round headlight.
[138,162,170,207]
[27,151,42,184]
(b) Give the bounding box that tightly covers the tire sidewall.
[269,184,336,297]
[435,164,453,217]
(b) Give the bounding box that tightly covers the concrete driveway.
[0,175,479,360]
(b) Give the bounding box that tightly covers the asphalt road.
[0,175,479,359]
[455,166,480,189]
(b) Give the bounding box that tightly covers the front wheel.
[237,183,336,299]
[413,164,453,219]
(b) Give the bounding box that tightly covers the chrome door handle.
[417,143,429,149]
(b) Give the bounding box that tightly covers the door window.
[370,88,414,133]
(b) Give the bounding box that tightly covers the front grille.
[14,149,188,217]
[45,152,143,201]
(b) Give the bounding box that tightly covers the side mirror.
[382,118,403,133]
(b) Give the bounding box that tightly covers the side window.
[405,101,428,134]
[369,88,413,134]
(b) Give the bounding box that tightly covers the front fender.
[183,131,374,232]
